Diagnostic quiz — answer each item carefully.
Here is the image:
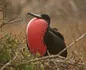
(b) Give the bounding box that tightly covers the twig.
[52,59,60,70]
[13,53,65,66]
[47,50,59,70]
[0,52,18,70]
[8,17,23,24]
[0,23,5,28]
[0,17,23,28]
[58,32,86,55]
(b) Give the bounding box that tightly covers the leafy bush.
[0,34,34,70]
[0,34,86,70]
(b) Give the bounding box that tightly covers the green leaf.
[0,49,11,62]
[23,65,33,70]
[10,67,15,70]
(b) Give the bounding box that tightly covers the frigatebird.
[26,12,67,57]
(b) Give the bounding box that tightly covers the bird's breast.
[26,18,48,56]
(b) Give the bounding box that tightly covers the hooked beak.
[27,12,41,18]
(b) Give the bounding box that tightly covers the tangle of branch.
[11,31,86,66]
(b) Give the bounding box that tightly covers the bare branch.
[0,17,23,28]
[8,17,23,24]
[47,50,60,70]
[58,32,86,55]
[12,54,65,66]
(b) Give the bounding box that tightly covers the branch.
[58,32,86,55]
[12,54,65,65]
[7,17,23,24]
[47,50,60,70]
[0,17,23,28]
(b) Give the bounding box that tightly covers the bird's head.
[27,12,50,25]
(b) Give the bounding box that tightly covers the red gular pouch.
[26,18,48,56]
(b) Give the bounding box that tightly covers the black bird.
[26,12,67,57]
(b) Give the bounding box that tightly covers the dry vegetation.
[0,0,86,70]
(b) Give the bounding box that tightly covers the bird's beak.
[27,12,41,18]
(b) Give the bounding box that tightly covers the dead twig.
[12,54,65,66]
[7,17,23,24]
[58,32,86,55]
[0,17,23,28]
[47,50,60,70]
